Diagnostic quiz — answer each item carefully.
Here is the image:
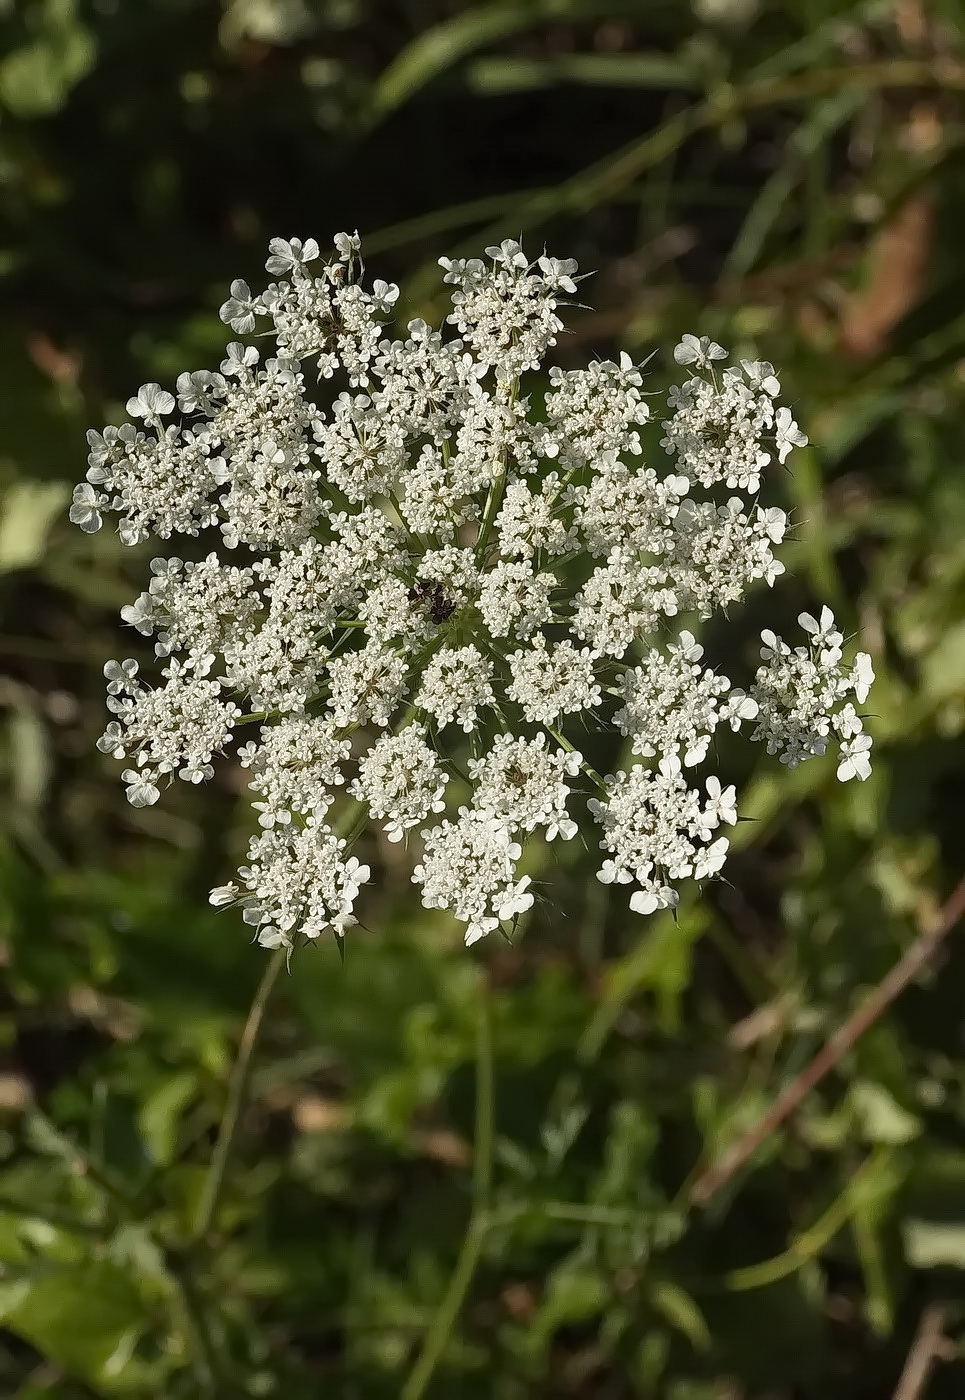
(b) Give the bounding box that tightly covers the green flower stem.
[189,790,396,1247]
[401,969,494,1400]
[191,946,287,1244]
[233,710,268,726]
[547,725,607,793]
[166,1253,224,1396]
[471,974,494,1215]
[474,462,508,567]
[474,377,518,567]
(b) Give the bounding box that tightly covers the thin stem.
[191,946,287,1242]
[472,973,494,1215]
[166,1255,223,1397]
[547,725,607,792]
[473,379,517,567]
[474,466,507,567]
[182,805,375,1378]
[724,1148,892,1291]
[690,876,965,1207]
[401,970,494,1400]
[893,1303,950,1400]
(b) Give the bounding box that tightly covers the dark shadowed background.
[1,0,965,1396]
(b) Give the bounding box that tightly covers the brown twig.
[691,877,965,1207]
[893,1303,950,1400]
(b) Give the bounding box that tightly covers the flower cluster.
[72,236,874,951]
[750,607,875,780]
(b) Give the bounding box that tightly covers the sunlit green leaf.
[0,1262,145,1384]
[0,0,96,117]
[0,481,70,574]
[904,1220,965,1270]
[850,1080,921,1146]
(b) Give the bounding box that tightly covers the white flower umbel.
[750,608,874,777]
[350,724,448,842]
[467,732,582,841]
[236,816,370,945]
[589,756,736,915]
[613,631,758,766]
[239,715,351,827]
[412,808,534,946]
[414,645,495,733]
[74,236,874,951]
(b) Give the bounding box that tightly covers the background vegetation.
[1,0,965,1394]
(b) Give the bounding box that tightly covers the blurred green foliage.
[1,0,965,1395]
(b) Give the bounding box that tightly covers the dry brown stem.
[691,877,965,1207]
[893,1303,952,1400]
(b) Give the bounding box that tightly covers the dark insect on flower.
[408,578,456,624]
[407,578,433,604]
[428,587,456,624]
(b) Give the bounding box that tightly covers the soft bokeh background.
[2,0,965,1395]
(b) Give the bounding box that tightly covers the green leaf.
[904,1219,965,1270]
[0,1261,145,1384]
[137,1072,198,1168]
[0,481,70,574]
[921,620,965,702]
[0,0,96,118]
[650,1280,711,1352]
[850,1080,921,1145]
[537,1261,608,1330]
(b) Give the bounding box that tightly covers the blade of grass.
[746,0,884,83]
[725,1148,900,1291]
[465,51,699,96]
[405,56,965,304]
[720,88,865,286]
[362,189,543,256]
[365,0,656,125]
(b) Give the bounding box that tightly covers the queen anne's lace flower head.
[73,235,873,951]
